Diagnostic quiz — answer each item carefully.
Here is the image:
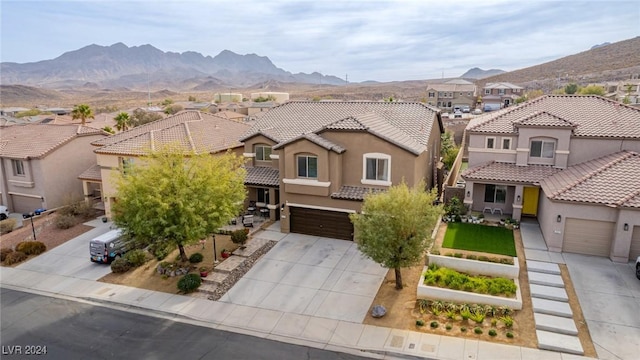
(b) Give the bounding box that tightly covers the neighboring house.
[215,110,249,122]
[425,79,477,111]
[0,124,108,213]
[82,111,251,218]
[250,92,290,103]
[246,101,277,117]
[481,82,524,110]
[213,93,243,103]
[240,101,443,240]
[603,79,640,105]
[462,95,640,262]
[0,107,30,117]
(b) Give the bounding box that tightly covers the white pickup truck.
[636,256,640,280]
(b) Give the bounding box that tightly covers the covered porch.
[244,166,281,221]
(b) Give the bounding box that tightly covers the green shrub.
[430,321,438,328]
[15,241,46,255]
[177,273,202,293]
[474,327,483,334]
[445,310,457,320]
[230,229,248,247]
[478,255,489,262]
[500,315,514,328]
[498,306,513,316]
[417,299,430,314]
[55,214,77,229]
[4,251,27,265]
[423,264,517,296]
[469,310,485,324]
[489,329,497,337]
[124,249,147,267]
[460,327,467,332]
[110,258,131,273]
[445,324,452,331]
[491,319,498,326]
[460,308,472,320]
[416,319,425,327]
[453,253,463,258]
[466,254,477,260]
[1,247,14,261]
[189,252,204,264]
[0,218,17,234]
[506,332,514,338]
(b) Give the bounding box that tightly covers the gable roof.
[94,111,250,156]
[467,95,640,138]
[540,151,640,209]
[484,82,523,90]
[514,111,577,128]
[462,162,562,184]
[0,124,106,159]
[241,101,442,156]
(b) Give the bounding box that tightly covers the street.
[0,288,368,360]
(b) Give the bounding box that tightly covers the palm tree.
[71,104,95,126]
[114,112,131,132]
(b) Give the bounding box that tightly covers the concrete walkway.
[1,219,595,360]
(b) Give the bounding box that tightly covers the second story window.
[297,155,317,179]
[530,140,555,158]
[365,157,389,181]
[11,159,25,176]
[498,89,505,95]
[502,138,511,150]
[119,157,134,175]
[485,89,490,95]
[255,145,272,161]
[428,92,435,98]
[486,137,495,149]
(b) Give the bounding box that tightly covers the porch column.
[82,180,92,204]
[512,185,524,221]
[267,187,277,221]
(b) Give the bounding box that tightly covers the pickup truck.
[636,256,640,279]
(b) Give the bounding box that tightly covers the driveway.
[563,253,640,360]
[219,232,387,323]
[16,218,114,281]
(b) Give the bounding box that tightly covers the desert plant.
[469,310,485,324]
[485,305,498,317]
[0,218,17,234]
[498,306,513,316]
[110,258,131,273]
[230,229,249,248]
[3,251,27,265]
[460,326,467,332]
[423,265,517,296]
[453,253,463,258]
[189,252,204,263]
[416,319,425,327]
[15,241,46,255]
[474,327,483,334]
[445,324,452,331]
[500,315,514,328]
[489,329,497,337]
[460,308,472,320]
[1,247,14,261]
[445,302,457,312]
[124,249,147,267]
[466,254,477,260]
[55,214,77,229]
[430,321,439,328]
[491,319,498,326]
[430,300,444,315]
[177,273,202,293]
[417,299,430,314]
[445,310,457,320]
[506,332,514,338]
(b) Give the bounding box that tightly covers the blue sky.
[1,0,638,82]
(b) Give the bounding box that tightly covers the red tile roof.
[78,164,102,181]
[0,124,106,159]
[462,162,562,184]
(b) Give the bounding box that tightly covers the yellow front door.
[522,187,539,216]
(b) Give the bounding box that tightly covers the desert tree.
[114,112,131,132]
[130,109,163,127]
[350,181,443,289]
[578,85,606,96]
[71,104,95,125]
[564,83,579,94]
[111,144,246,262]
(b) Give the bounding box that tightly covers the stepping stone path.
[526,259,584,355]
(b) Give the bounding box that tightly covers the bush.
[489,329,497,337]
[422,264,517,296]
[15,241,46,255]
[466,254,477,260]
[110,258,131,273]
[416,319,425,327]
[0,218,17,234]
[460,327,467,332]
[430,321,439,328]
[491,318,498,327]
[189,252,204,264]
[55,214,77,229]
[124,249,147,267]
[506,332,514,338]
[230,229,248,247]
[445,324,452,331]
[177,273,202,293]
[453,253,463,258]
[474,327,483,334]
[500,315,514,328]
[4,251,27,265]
[1,247,14,261]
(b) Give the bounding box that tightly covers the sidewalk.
[0,222,594,360]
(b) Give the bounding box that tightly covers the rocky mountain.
[460,67,506,79]
[0,43,345,90]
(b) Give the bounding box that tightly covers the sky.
[1,0,639,83]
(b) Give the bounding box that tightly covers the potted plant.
[199,266,209,277]
[220,249,231,259]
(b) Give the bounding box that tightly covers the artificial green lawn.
[442,222,516,257]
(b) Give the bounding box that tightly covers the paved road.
[0,288,368,360]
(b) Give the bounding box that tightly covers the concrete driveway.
[17,218,114,281]
[563,253,640,360]
[219,232,387,323]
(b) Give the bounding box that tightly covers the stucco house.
[0,124,108,213]
[462,95,640,262]
[425,79,477,111]
[80,111,251,218]
[240,101,444,240]
[481,82,524,110]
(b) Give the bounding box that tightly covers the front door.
[522,187,539,216]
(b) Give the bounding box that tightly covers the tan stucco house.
[240,101,444,240]
[1,124,108,213]
[425,79,477,111]
[462,95,640,262]
[81,111,250,218]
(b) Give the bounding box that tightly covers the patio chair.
[242,214,254,227]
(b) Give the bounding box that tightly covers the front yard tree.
[111,145,246,262]
[350,182,443,290]
[114,112,131,132]
[71,104,95,126]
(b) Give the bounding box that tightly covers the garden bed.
[428,253,519,278]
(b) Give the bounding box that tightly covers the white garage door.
[563,218,614,257]
[629,226,640,261]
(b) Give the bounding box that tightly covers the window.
[530,140,555,158]
[438,92,443,97]
[498,89,505,95]
[255,145,272,161]
[484,185,507,203]
[428,92,435,98]
[366,158,389,181]
[297,155,318,178]
[257,188,270,204]
[485,89,490,95]
[486,137,495,149]
[468,92,472,96]
[11,159,25,176]
[119,157,133,175]
[447,101,452,108]
[502,138,511,150]
[437,102,441,107]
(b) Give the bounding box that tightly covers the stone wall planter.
[428,253,519,278]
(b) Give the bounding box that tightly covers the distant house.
[481,82,524,110]
[213,93,243,103]
[0,107,30,117]
[250,92,290,103]
[0,124,108,213]
[425,79,477,111]
[603,79,640,105]
[462,95,640,262]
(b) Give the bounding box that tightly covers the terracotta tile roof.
[426,82,476,92]
[94,111,250,156]
[514,111,576,128]
[331,185,387,201]
[0,124,106,159]
[484,82,523,90]
[467,95,640,138]
[274,133,346,153]
[78,164,102,181]
[241,101,441,156]
[540,151,640,208]
[244,166,280,187]
[462,162,562,184]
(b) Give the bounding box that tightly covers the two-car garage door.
[563,218,614,257]
[289,207,354,241]
[629,226,640,261]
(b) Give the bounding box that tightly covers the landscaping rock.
[371,305,387,318]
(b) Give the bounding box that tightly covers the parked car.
[90,229,128,264]
[453,111,463,118]
[473,108,482,115]
[636,256,640,280]
[0,206,9,220]
[22,208,46,219]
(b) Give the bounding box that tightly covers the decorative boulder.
[371,305,387,318]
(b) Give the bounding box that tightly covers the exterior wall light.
[516,195,521,203]
[466,191,471,198]
[557,215,562,223]
[624,223,629,231]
